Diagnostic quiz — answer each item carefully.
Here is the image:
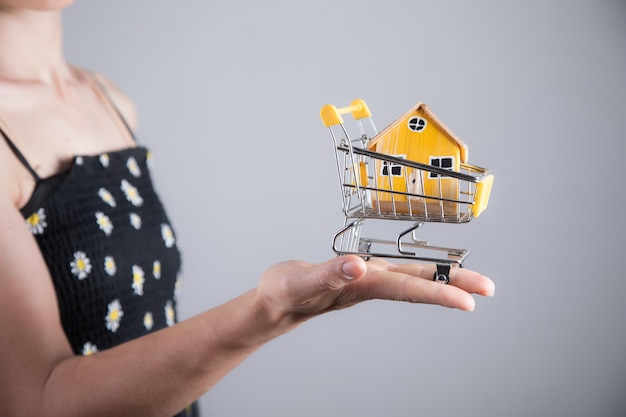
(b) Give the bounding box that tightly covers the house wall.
[370,108,462,212]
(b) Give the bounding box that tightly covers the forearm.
[41,289,297,417]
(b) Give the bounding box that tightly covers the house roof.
[367,102,469,162]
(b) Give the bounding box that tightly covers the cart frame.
[321,99,493,279]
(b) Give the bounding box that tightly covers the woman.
[0,1,495,416]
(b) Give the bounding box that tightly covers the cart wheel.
[433,263,450,284]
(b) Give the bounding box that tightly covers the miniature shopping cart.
[320,99,494,282]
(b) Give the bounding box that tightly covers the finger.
[391,263,495,297]
[362,268,478,311]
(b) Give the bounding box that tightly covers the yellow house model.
[320,98,493,264]
[320,99,493,221]
[367,102,475,218]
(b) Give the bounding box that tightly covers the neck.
[0,8,71,87]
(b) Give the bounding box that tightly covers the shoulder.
[88,71,139,133]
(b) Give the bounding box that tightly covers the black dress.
[1,82,199,417]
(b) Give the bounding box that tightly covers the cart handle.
[320,99,372,127]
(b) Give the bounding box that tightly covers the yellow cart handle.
[320,99,372,127]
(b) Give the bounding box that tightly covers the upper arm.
[0,175,73,412]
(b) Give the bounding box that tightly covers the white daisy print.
[121,179,143,207]
[165,300,175,327]
[104,256,117,276]
[146,150,154,169]
[75,156,84,165]
[129,212,142,230]
[70,251,92,280]
[98,187,117,208]
[25,208,47,235]
[152,260,161,279]
[99,153,110,167]
[126,156,142,177]
[82,342,99,356]
[95,211,113,236]
[131,265,145,296]
[143,312,154,331]
[161,223,175,248]
[105,299,124,333]
[174,274,183,301]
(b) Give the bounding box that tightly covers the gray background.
[63,1,626,416]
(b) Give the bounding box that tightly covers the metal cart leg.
[397,222,424,256]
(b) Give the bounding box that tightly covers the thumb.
[339,255,368,280]
[314,255,367,291]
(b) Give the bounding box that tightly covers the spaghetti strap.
[80,68,137,143]
[0,126,41,182]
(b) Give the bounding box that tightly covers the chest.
[3,91,127,167]
[0,80,133,208]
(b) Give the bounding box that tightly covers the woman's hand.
[256,255,495,327]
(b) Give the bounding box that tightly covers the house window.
[381,155,406,177]
[429,156,454,178]
[407,116,427,132]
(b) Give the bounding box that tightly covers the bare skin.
[0,3,495,417]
